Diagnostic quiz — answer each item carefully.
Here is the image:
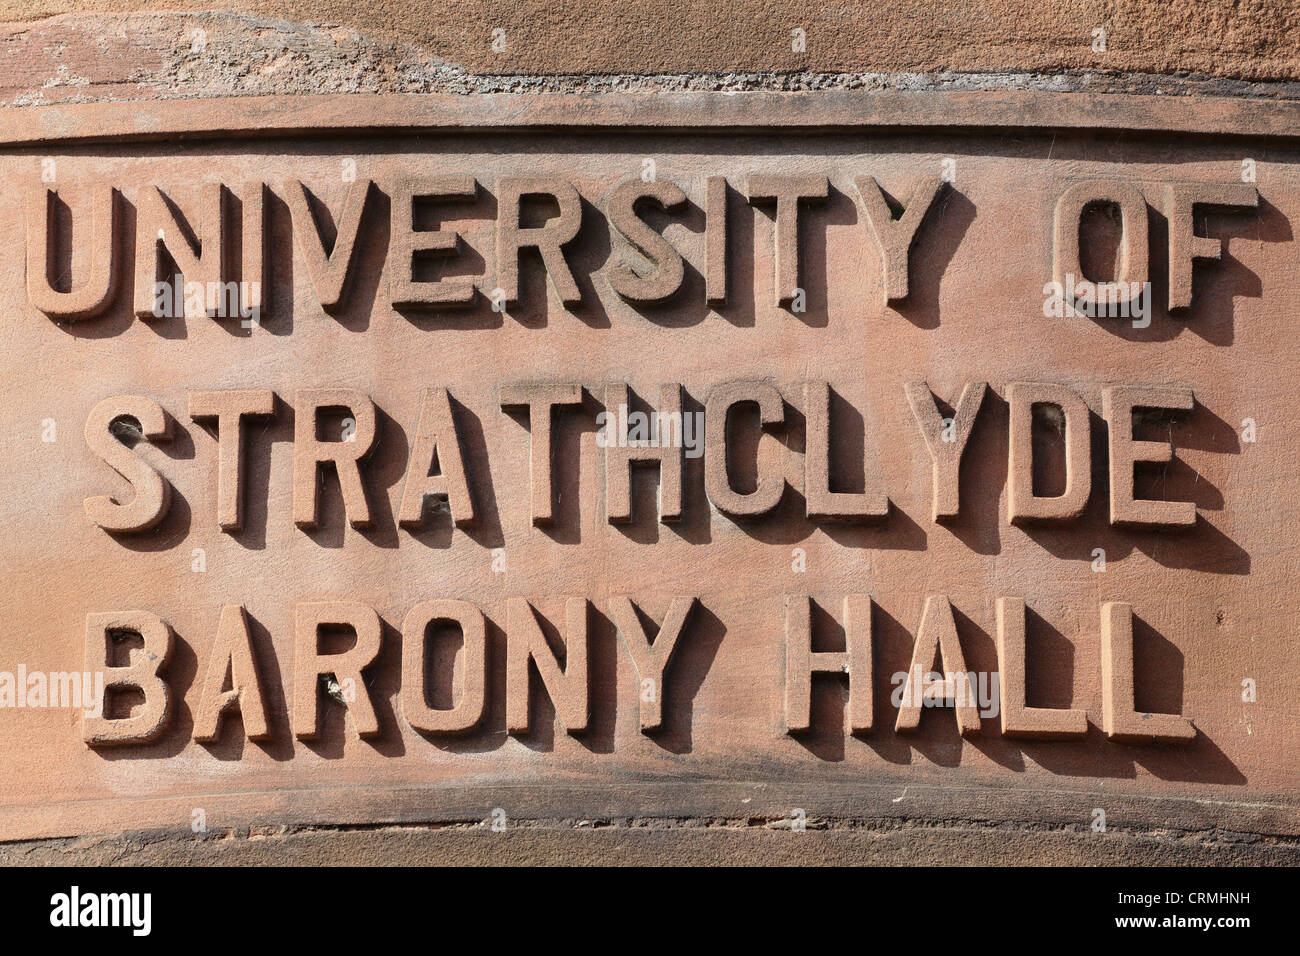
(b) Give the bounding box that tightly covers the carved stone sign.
[1,91,1295,840]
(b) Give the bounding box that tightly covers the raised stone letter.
[1163,182,1258,311]
[1006,382,1092,524]
[237,182,269,319]
[135,183,249,320]
[604,383,683,524]
[286,179,374,313]
[852,175,945,305]
[705,380,785,517]
[496,177,582,306]
[784,594,873,734]
[995,597,1087,740]
[189,389,276,532]
[398,388,475,528]
[803,381,888,522]
[1053,180,1149,315]
[83,395,172,533]
[500,383,584,526]
[894,595,980,736]
[26,185,120,320]
[609,595,697,733]
[1101,384,1196,528]
[136,181,221,318]
[400,599,487,734]
[506,598,588,735]
[904,381,987,522]
[746,174,828,306]
[606,178,687,302]
[83,610,173,746]
[294,601,382,740]
[705,175,728,305]
[388,176,478,308]
[193,604,271,742]
[1100,602,1195,744]
[136,181,220,318]
[292,388,376,530]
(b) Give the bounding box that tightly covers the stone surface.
[2,2,1300,84]
[4,8,1300,107]
[1,5,1299,866]
[5,820,1298,866]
